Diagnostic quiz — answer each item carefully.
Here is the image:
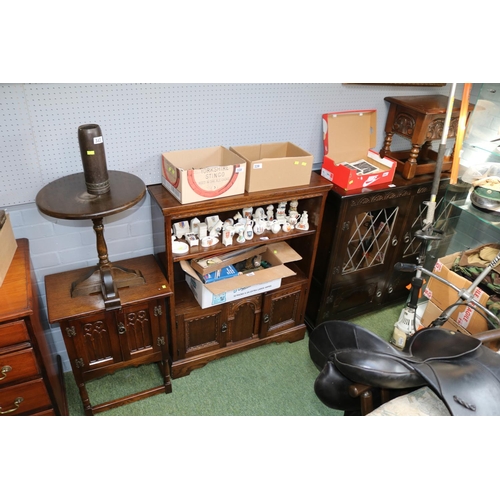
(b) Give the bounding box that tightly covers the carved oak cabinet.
[306,173,449,329]
[45,254,173,415]
[148,172,332,378]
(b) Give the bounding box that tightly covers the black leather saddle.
[309,320,500,416]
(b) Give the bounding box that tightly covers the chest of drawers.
[0,239,67,416]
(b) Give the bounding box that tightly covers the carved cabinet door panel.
[175,305,228,360]
[61,311,122,374]
[226,295,262,344]
[116,300,165,362]
[260,282,306,338]
[318,279,383,323]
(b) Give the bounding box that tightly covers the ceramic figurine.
[242,207,253,218]
[198,222,208,239]
[222,228,234,246]
[185,233,199,247]
[209,219,223,237]
[244,218,254,240]
[201,236,218,248]
[276,201,287,222]
[271,220,281,234]
[289,200,299,224]
[190,217,201,235]
[296,211,309,231]
[174,220,190,239]
[254,207,265,220]
[254,218,266,235]
[205,215,220,232]
[236,227,246,243]
[266,204,274,221]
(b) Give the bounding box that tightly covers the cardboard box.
[200,265,239,284]
[190,245,266,276]
[420,300,471,335]
[320,110,396,190]
[230,142,313,192]
[423,252,491,334]
[161,146,247,204]
[0,213,18,287]
[181,241,301,309]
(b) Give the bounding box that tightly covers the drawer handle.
[0,365,12,381]
[0,397,24,415]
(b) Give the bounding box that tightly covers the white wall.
[0,83,475,372]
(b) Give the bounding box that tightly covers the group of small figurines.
[172,200,310,249]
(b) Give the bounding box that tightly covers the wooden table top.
[35,171,145,220]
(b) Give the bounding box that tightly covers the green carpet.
[64,301,404,416]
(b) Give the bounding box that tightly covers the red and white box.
[320,110,396,191]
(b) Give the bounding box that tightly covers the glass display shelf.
[460,83,500,168]
[451,194,500,229]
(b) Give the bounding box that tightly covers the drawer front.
[0,320,30,349]
[0,348,40,387]
[0,378,51,416]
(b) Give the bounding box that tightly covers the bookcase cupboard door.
[175,305,227,360]
[227,295,262,344]
[260,282,306,338]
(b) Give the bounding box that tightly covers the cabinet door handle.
[0,397,23,415]
[221,323,228,333]
[263,314,270,323]
[0,365,12,381]
[391,237,398,246]
[117,322,126,335]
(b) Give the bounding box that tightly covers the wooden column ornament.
[78,124,110,195]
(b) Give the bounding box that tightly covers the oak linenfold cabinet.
[148,172,332,378]
[45,254,173,416]
[305,173,450,329]
[0,239,67,416]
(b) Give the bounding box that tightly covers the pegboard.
[0,83,468,207]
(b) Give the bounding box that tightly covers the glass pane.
[343,208,398,274]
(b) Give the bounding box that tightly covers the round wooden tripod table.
[36,171,146,310]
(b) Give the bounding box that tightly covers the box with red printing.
[320,110,396,190]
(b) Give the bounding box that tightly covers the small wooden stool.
[380,94,474,180]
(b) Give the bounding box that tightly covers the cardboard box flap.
[181,241,300,296]
[190,245,267,275]
[231,142,311,162]
[162,146,245,171]
[264,241,302,265]
[323,111,376,161]
[180,258,295,295]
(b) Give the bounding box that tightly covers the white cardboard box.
[181,241,301,309]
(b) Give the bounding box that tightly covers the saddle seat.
[309,320,500,416]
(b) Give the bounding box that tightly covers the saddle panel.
[408,328,482,361]
[416,347,500,416]
[332,349,425,390]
